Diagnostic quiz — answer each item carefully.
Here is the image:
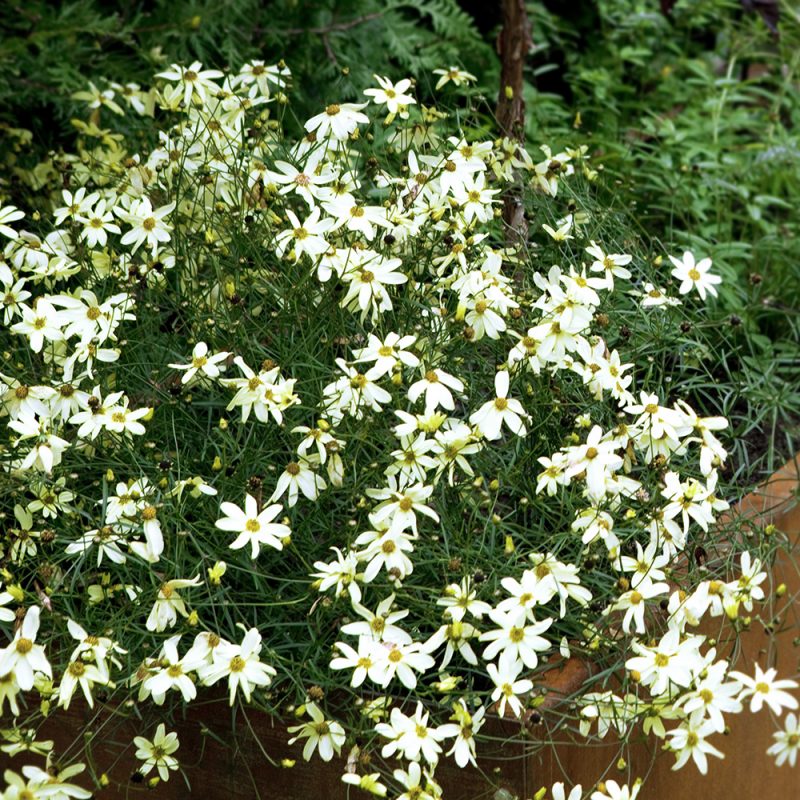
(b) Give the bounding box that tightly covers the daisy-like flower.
[552,784,583,800]
[11,299,64,353]
[57,657,110,710]
[341,772,388,797]
[340,253,408,321]
[535,453,570,496]
[668,251,722,300]
[480,609,552,668]
[729,663,799,715]
[143,635,203,704]
[488,651,534,718]
[542,214,574,241]
[118,197,176,254]
[274,206,334,262]
[452,173,499,224]
[767,712,800,767]
[155,60,224,107]
[270,458,326,507]
[305,102,369,141]
[0,205,25,239]
[585,241,632,288]
[355,527,416,582]
[469,370,528,440]
[371,640,436,690]
[330,637,380,687]
[375,702,456,765]
[352,332,419,378]
[145,576,201,632]
[625,629,704,696]
[264,153,335,207]
[169,341,230,385]
[432,66,477,90]
[77,199,121,248]
[0,606,52,691]
[287,702,346,762]
[2,766,92,799]
[1,277,31,324]
[446,700,485,767]
[341,595,411,643]
[363,75,416,122]
[612,580,670,634]
[133,723,180,781]
[666,713,724,774]
[215,494,289,557]
[198,627,276,705]
[637,282,682,308]
[367,480,439,536]
[436,577,492,622]
[591,780,642,800]
[72,81,124,114]
[408,367,465,413]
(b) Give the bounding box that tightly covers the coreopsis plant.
[0,58,796,800]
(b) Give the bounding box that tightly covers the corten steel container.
[23,455,800,799]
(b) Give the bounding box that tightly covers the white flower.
[666,713,724,774]
[0,205,25,239]
[133,723,180,781]
[11,300,64,353]
[118,197,175,254]
[408,368,465,413]
[552,783,583,800]
[270,458,326,507]
[215,494,289,557]
[155,60,223,106]
[305,102,369,140]
[668,251,721,299]
[0,606,52,691]
[585,241,632,288]
[625,629,704,696]
[77,199,120,248]
[198,627,276,705]
[3,765,92,799]
[432,66,477,90]
[436,578,492,622]
[145,577,201,632]
[340,253,407,321]
[169,341,230,385]
[142,635,202,705]
[330,637,380,687]
[591,780,642,800]
[265,153,335,207]
[287,702,346,762]
[767,712,800,767]
[57,658,110,710]
[375,702,456,765]
[469,371,528,440]
[275,206,335,262]
[341,772,388,797]
[480,609,552,668]
[729,663,799,715]
[370,640,435,690]
[367,480,439,536]
[364,75,416,121]
[487,650,533,718]
[445,700,485,767]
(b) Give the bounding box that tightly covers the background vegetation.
[1,0,798,485]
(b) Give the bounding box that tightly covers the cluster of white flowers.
[0,58,794,800]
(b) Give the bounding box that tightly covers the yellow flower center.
[16,638,33,654]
